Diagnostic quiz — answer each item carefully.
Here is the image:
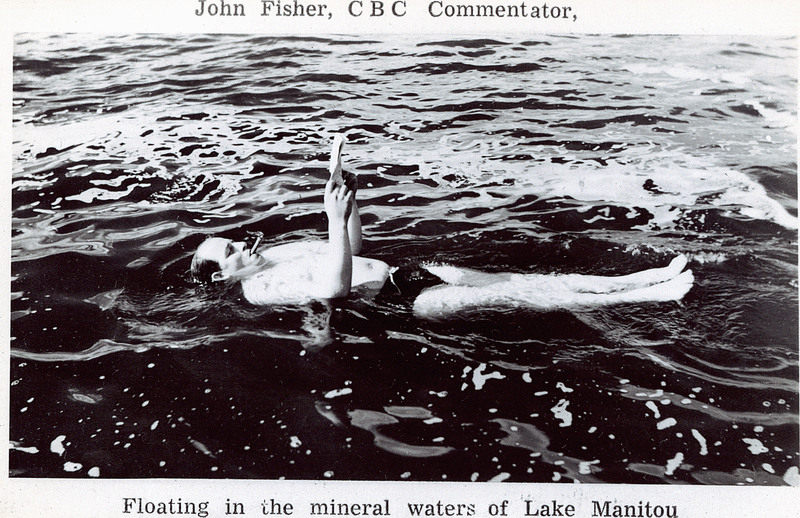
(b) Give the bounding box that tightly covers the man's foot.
[601,254,690,290]
[622,269,694,303]
[664,254,689,279]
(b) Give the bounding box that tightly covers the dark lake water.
[10,34,798,484]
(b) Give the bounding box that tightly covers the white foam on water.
[747,100,797,133]
[50,435,66,456]
[66,185,140,204]
[784,466,800,486]
[551,399,573,428]
[472,363,505,390]
[416,142,797,230]
[686,252,730,264]
[556,382,574,393]
[742,438,769,454]
[624,62,755,86]
[657,418,677,430]
[664,452,684,476]
[10,443,39,454]
[324,388,353,399]
[189,439,216,458]
[691,429,708,456]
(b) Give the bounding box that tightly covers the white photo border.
[2,1,799,517]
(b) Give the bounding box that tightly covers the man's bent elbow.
[316,281,351,299]
[329,285,351,299]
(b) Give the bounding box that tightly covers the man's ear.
[211,271,229,282]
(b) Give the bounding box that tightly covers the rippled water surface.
[10,34,799,484]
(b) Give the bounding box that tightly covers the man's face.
[195,237,257,281]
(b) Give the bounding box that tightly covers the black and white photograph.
[3,2,800,516]
[9,30,797,485]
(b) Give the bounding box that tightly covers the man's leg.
[571,269,695,305]
[422,264,514,287]
[555,255,688,293]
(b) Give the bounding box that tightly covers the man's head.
[191,237,259,283]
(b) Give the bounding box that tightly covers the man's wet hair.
[191,254,221,284]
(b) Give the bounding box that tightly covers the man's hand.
[343,171,358,195]
[324,180,353,223]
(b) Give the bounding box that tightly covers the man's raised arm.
[321,180,354,298]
